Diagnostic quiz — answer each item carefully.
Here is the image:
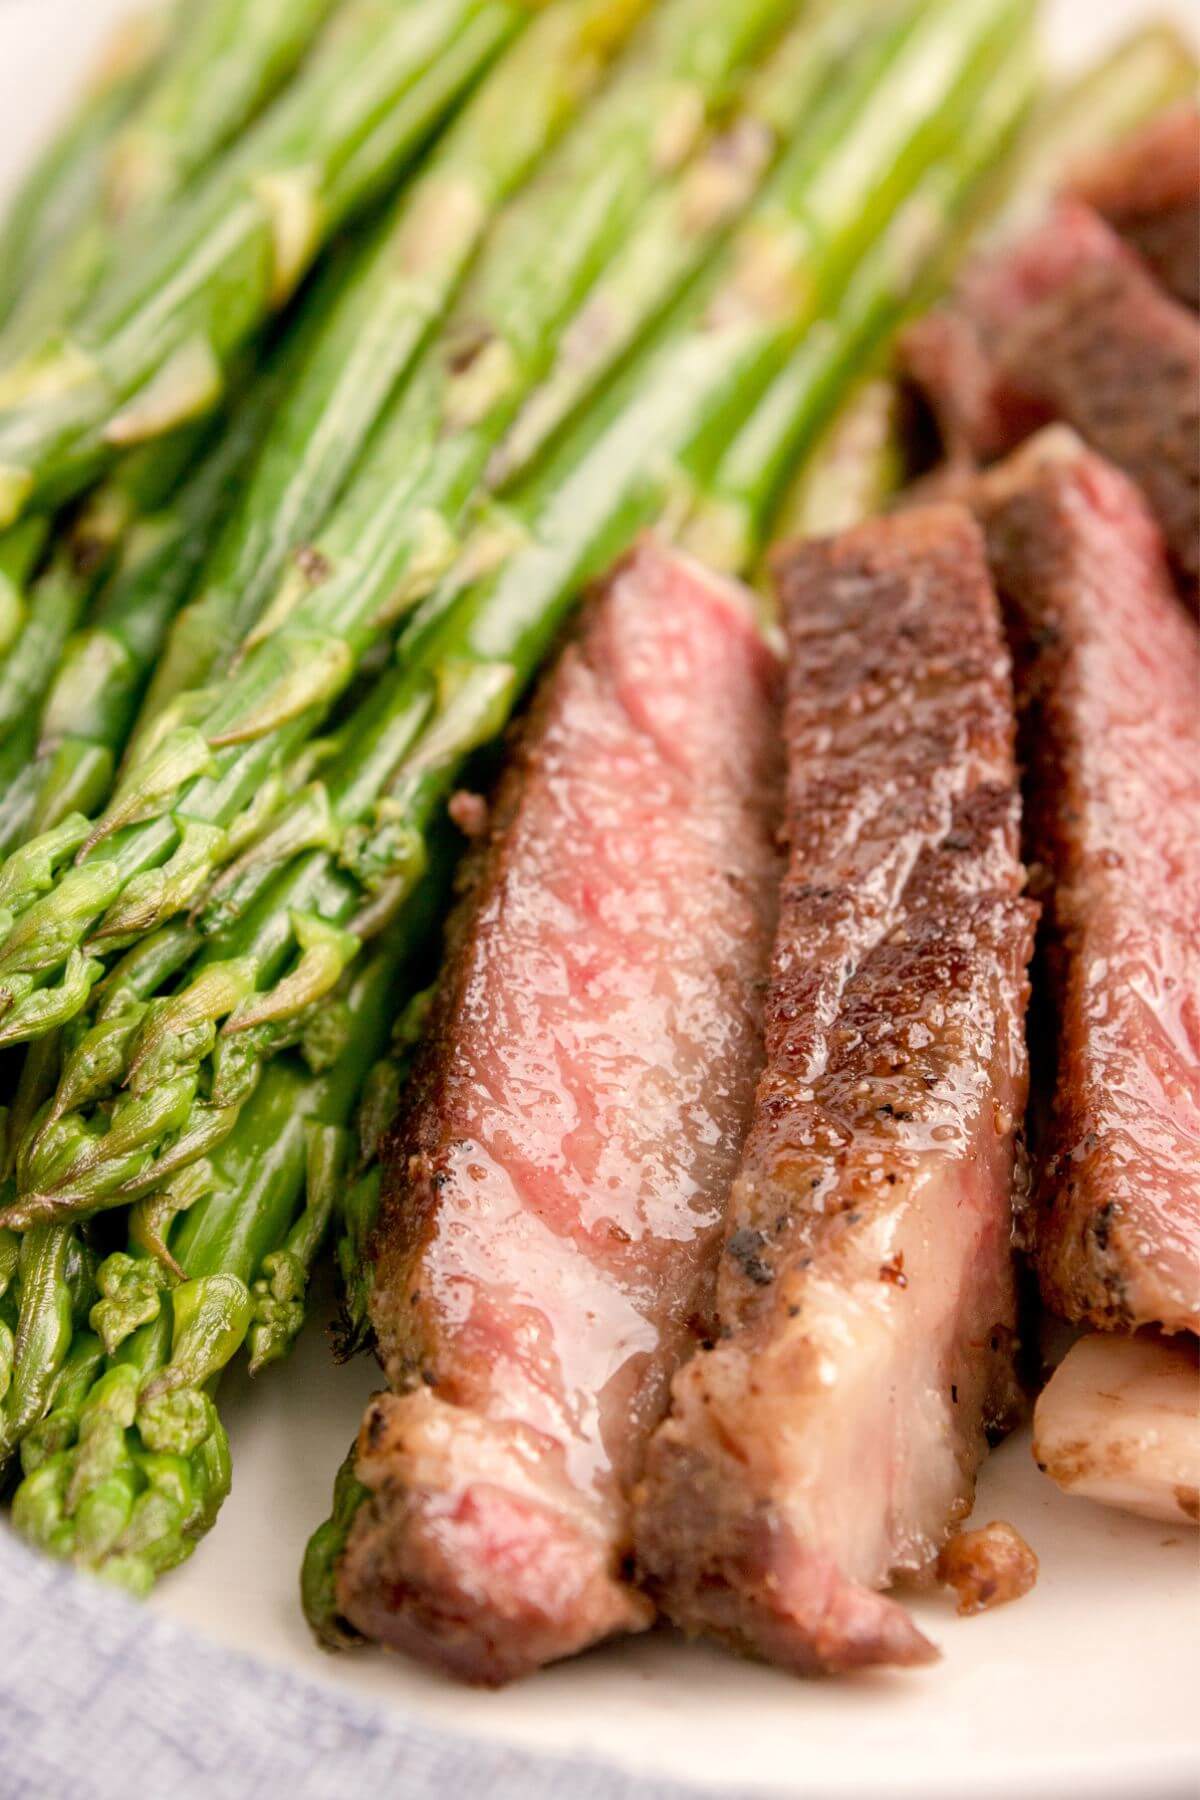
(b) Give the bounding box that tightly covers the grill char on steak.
[336,539,783,1684]
[971,431,1200,1335]
[1070,104,1200,312]
[899,198,1200,599]
[633,506,1036,1675]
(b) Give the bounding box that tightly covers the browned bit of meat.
[898,199,1200,603]
[634,505,1036,1678]
[937,1521,1038,1616]
[898,200,1131,466]
[447,788,489,840]
[969,431,1200,1336]
[1070,104,1200,311]
[336,539,783,1685]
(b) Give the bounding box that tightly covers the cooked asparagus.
[0,0,816,1063]
[132,0,657,733]
[0,0,527,529]
[0,0,344,361]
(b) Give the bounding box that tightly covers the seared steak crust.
[338,539,782,1683]
[634,507,1035,1675]
[999,255,1200,597]
[972,431,1200,1334]
[899,199,1200,599]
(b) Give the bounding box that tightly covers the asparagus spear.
[132,0,658,735]
[101,0,345,224]
[10,905,440,1592]
[0,0,814,1056]
[235,0,835,654]
[485,0,885,493]
[0,0,345,363]
[0,0,1029,1238]
[0,412,230,851]
[0,9,169,330]
[0,517,51,659]
[688,15,1198,573]
[679,29,1036,574]
[767,378,909,545]
[0,0,528,530]
[16,370,287,844]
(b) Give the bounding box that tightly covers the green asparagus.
[0,0,814,1061]
[0,517,52,659]
[0,410,232,851]
[486,0,883,492]
[14,372,286,844]
[0,0,528,529]
[10,892,441,1589]
[0,8,168,330]
[679,28,1036,573]
[132,0,657,735]
[0,0,344,363]
[767,376,909,547]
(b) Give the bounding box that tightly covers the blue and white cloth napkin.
[0,1528,771,1800]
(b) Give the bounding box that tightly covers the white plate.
[1,2,1198,1795]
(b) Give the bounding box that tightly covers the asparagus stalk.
[0,411,231,852]
[679,29,1036,574]
[0,0,812,1058]
[0,0,1031,1242]
[132,0,658,736]
[16,370,287,843]
[485,0,885,493]
[10,902,440,1592]
[0,0,528,530]
[302,1441,371,1649]
[0,0,345,363]
[0,517,52,659]
[236,0,830,654]
[0,8,169,331]
[767,377,909,545]
[100,0,345,225]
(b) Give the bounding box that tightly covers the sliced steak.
[337,538,783,1684]
[899,199,1200,598]
[634,506,1035,1676]
[971,430,1200,1334]
[1070,104,1200,311]
[898,200,1132,464]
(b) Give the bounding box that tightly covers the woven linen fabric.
[0,1527,774,1800]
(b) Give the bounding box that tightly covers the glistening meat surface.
[899,198,1200,597]
[634,506,1035,1675]
[971,431,1200,1334]
[337,539,782,1684]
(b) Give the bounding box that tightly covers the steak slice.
[1070,104,1200,311]
[971,430,1200,1334]
[337,538,783,1684]
[634,506,1035,1675]
[899,200,1200,599]
[898,199,1132,465]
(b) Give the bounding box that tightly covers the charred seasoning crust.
[973,439,1200,1333]
[634,505,1034,1676]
